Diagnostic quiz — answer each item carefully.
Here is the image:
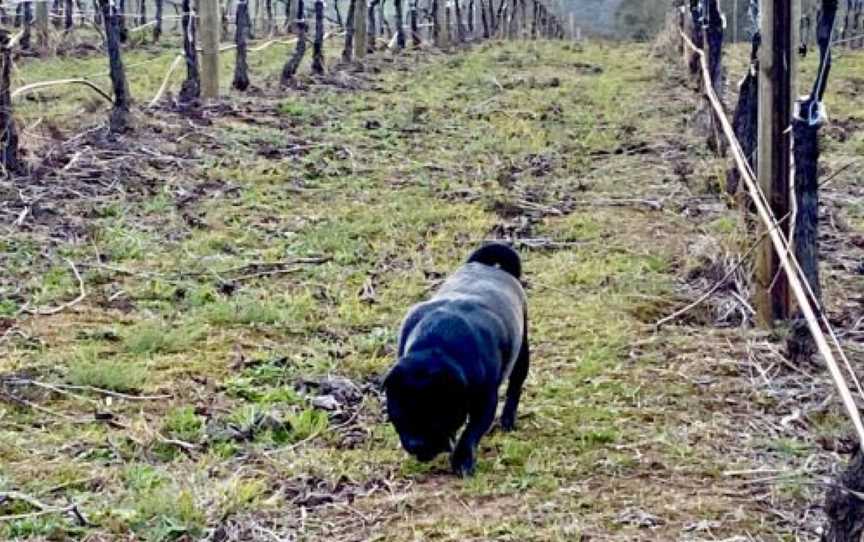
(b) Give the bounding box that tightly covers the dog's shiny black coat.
[384,243,529,476]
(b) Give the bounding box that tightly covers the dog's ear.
[433,361,468,396]
[382,363,406,391]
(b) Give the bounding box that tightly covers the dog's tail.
[466,242,522,279]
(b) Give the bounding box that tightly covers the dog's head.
[383,351,469,462]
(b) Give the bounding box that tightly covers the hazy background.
[567,0,822,41]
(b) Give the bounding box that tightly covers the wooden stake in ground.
[311,0,325,73]
[433,0,446,46]
[118,0,127,41]
[233,0,251,89]
[454,0,465,42]
[280,0,307,83]
[35,0,49,51]
[21,2,32,50]
[444,0,451,43]
[353,0,367,58]
[705,0,725,154]
[200,0,220,100]
[755,0,796,327]
[342,0,357,61]
[98,0,132,132]
[154,0,163,40]
[367,0,379,51]
[394,0,405,48]
[64,0,73,30]
[178,0,200,105]
[0,29,20,175]
[410,0,420,45]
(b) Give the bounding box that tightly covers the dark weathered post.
[179,0,200,105]
[64,0,74,29]
[354,0,367,57]
[367,0,378,50]
[264,0,273,34]
[154,0,163,39]
[0,29,20,175]
[233,0,250,90]
[35,0,49,51]
[281,0,306,82]
[410,0,420,45]
[727,27,760,196]
[394,0,405,48]
[311,0,325,74]
[788,0,837,361]
[480,0,489,37]
[433,0,445,46]
[118,0,127,41]
[21,2,33,50]
[343,0,356,61]
[705,0,725,154]
[97,0,132,132]
[454,0,464,41]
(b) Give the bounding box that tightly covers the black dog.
[384,242,529,476]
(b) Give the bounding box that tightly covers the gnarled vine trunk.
[233,0,251,90]
[280,0,306,83]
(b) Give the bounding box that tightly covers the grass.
[66,348,149,392]
[1,36,862,541]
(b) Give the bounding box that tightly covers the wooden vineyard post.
[444,0,451,44]
[35,0,49,51]
[178,0,200,105]
[233,0,250,90]
[455,0,465,42]
[0,29,20,174]
[154,0,163,40]
[755,0,797,327]
[280,0,307,82]
[394,0,405,48]
[98,0,132,132]
[22,2,32,50]
[410,0,420,46]
[342,0,356,61]
[64,0,73,30]
[354,0,367,58]
[311,0,324,74]
[200,0,220,100]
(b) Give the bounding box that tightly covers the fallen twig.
[11,79,113,103]
[21,259,86,316]
[4,378,171,402]
[0,491,87,525]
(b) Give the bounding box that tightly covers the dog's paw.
[450,447,476,478]
[499,413,517,432]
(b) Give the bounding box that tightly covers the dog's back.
[399,244,526,383]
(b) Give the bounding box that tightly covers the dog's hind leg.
[500,326,529,432]
[451,389,497,477]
